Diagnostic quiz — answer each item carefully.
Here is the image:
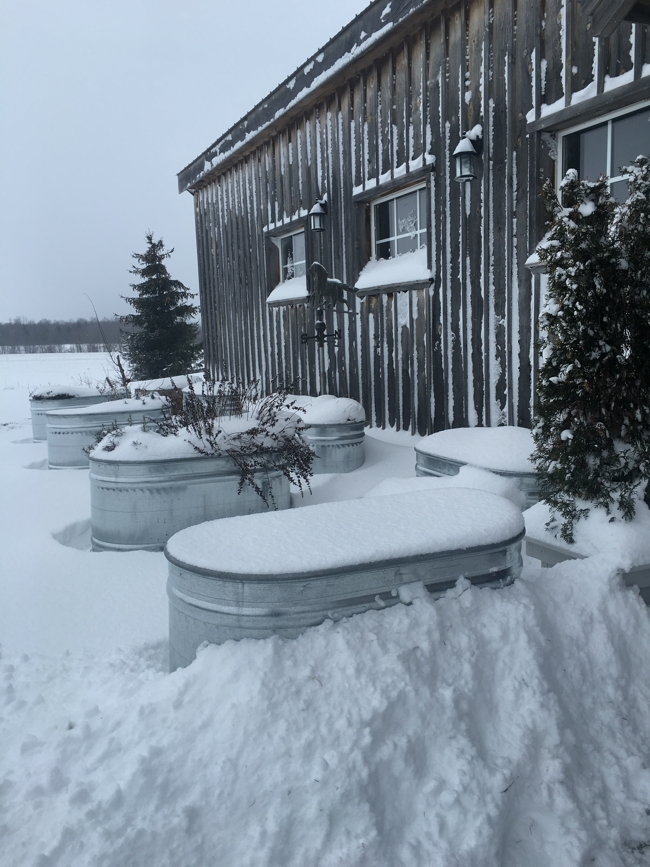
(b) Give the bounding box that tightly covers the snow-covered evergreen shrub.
[614,157,650,509]
[533,167,650,542]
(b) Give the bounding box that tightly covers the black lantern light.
[452,134,481,182]
[309,199,328,232]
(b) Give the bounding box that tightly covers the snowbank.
[418,426,534,473]
[4,355,650,867]
[525,496,650,570]
[4,558,650,867]
[166,488,525,574]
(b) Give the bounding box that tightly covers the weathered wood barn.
[178,0,650,434]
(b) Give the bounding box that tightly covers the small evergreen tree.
[533,168,650,543]
[120,233,202,380]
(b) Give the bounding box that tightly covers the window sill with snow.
[354,248,433,297]
[266,274,309,307]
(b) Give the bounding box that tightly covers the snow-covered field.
[2,353,650,866]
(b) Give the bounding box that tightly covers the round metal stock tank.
[415,428,538,509]
[89,454,290,552]
[30,393,107,441]
[46,402,165,469]
[165,521,523,671]
[415,449,539,509]
[306,421,365,474]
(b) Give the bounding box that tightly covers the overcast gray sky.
[0,0,369,323]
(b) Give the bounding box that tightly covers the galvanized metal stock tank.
[289,396,366,474]
[415,448,539,509]
[45,398,165,469]
[414,427,539,509]
[306,421,365,474]
[89,453,290,552]
[165,488,525,670]
[167,532,522,670]
[30,392,108,441]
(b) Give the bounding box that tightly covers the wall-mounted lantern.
[452,127,483,182]
[309,199,328,232]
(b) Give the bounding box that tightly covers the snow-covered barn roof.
[177,0,438,193]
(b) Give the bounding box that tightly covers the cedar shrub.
[533,165,650,542]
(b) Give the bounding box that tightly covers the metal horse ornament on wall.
[307,262,360,310]
[302,262,360,395]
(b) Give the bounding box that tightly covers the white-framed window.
[279,230,306,281]
[371,185,428,259]
[559,101,650,201]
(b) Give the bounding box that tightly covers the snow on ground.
[0,355,167,659]
[2,353,650,867]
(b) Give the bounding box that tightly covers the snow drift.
[3,559,650,867]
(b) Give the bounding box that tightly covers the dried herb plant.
[158,377,313,507]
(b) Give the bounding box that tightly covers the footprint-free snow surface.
[2,354,650,867]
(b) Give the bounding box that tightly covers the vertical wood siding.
[192,0,648,434]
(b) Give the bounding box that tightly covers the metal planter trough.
[45,396,166,469]
[524,499,650,605]
[415,426,538,508]
[165,487,525,670]
[29,386,107,441]
[525,536,650,604]
[90,452,290,552]
[291,395,366,474]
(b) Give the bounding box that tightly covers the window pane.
[375,200,391,245]
[280,231,305,281]
[396,235,418,255]
[281,236,293,280]
[374,188,427,259]
[564,131,581,174]
[377,240,392,260]
[580,124,607,180]
[293,232,305,265]
[612,108,650,176]
[418,188,427,228]
[282,237,296,280]
[610,179,628,203]
[396,191,418,237]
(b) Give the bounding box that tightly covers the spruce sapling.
[120,233,202,380]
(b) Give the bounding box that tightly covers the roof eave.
[177,0,438,194]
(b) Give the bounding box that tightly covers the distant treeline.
[0,318,123,352]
